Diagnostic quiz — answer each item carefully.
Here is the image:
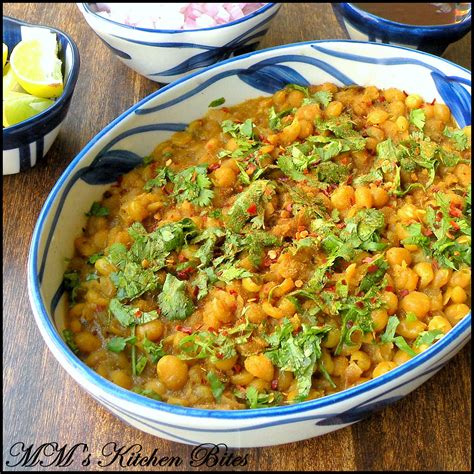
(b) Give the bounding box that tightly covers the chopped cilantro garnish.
[381,316,417,357]
[107,335,137,352]
[157,274,195,321]
[63,329,79,354]
[171,165,214,207]
[207,371,225,402]
[87,252,103,265]
[443,126,469,151]
[109,299,160,327]
[208,97,225,108]
[63,271,81,305]
[408,108,426,130]
[265,319,331,403]
[413,329,443,348]
[85,202,109,217]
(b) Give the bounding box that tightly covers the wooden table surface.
[3,3,472,471]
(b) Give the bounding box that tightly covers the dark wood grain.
[2,3,471,471]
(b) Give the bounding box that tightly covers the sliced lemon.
[3,43,7,68]
[3,92,54,127]
[10,37,63,98]
[3,63,27,93]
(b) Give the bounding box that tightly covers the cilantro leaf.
[226,180,272,233]
[381,316,417,357]
[217,264,254,283]
[208,97,225,108]
[265,319,331,403]
[85,202,109,217]
[87,252,103,265]
[268,106,294,131]
[409,109,426,130]
[413,329,443,348]
[241,386,283,409]
[107,335,137,353]
[157,274,195,321]
[207,371,225,402]
[143,166,174,192]
[63,271,81,305]
[443,126,469,151]
[131,387,162,400]
[317,161,350,184]
[303,90,333,108]
[171,165,214,207]
[109,299,160,327]
[62,329,79,354]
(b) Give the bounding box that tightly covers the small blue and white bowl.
[76,3,281,84]
[3,16,80,175]
[332,3,472,56]
[28,40,471,447]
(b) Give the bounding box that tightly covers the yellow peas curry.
[63,83,471,409]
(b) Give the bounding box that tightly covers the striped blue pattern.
[28,40,471,447]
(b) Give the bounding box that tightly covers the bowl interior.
[29,40,472,419]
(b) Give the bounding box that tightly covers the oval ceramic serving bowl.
[76,3,281,84]
[3,16,80,175]
[28,40,471,447]
[332,3,472,56]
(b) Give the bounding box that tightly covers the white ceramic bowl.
[76,3,281,83]
[28,40,471,447]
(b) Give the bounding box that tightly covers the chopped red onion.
[93,3,267,30]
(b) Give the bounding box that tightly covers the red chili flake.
[367,264,379,273]
[271,379,278,390]
[422,228,433,237]
[336,222,346,229]
[208,327,217,334]
[286,203,293,212]
[450,220,460,231]
[436,212,443,222]
[175,325,192,335]
[399,289,409,298]
[263,257,273,267]
[402,90,408,97]
[193,286,199,297]
[177,267,195,280]
[247,203,257,215]
[362,256,374,264]
[446,231,455,239]
[177,254,188,263]
[346,175,353,185]
[162,185,171,195]
[221,330,228,336]
[326,285,336,292]
[449,205,462,218]
[385,286,394,293]
[432,186,440,193]
[229,289,238,296]
[357,291,365,297]
[221,107,230,113]
[341,279,347,285]
[216,352,224,359]
[371,297,377,304]
[432,260,439,271]
[378,95,386,102]
[135,310,142,318]
[208,162,221,172]
[430,97,437,105]
[356,301,364,308]
[96,305,106,312]
[234,364,242,373]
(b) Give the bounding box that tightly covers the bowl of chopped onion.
[76,3,281,83]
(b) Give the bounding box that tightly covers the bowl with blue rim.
[3,16,80,175]
[76,3,281,84]
[28,39,471,447]
[332,3,471,56]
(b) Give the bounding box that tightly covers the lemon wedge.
[10,37,63,98]
[3,63,27,93]
[3,92,54,127]
[3,43,7,68]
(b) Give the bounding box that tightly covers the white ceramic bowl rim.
[344,2,472,30]
[28,39,472,420]
[80,2,277,34]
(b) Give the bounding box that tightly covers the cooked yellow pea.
[450,286,467,304]
[449,268,471,288]
[156,355,189,390]
[75,332,101,353]
[386,247,412,266]
[367,109,389,125]
[331,185,355,210]
[396,318,426,339]
[405,94,423,109]
[110,370,133,389]
[413,262,434,289]
[381,291,398,315]
[401,291,431,319]
[393,349,413,366]
[350,350,371,372]
[371,309,389,332]
[428,315,452,334]
[355,186,373,208]
[444,304,470,326]
[136,319,164,342]
[372,361,397,378]
[244,354,274,382]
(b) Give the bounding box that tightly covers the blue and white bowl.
[28,40,471,447]
[332,3,472,56]
[3,16,80,175]
[76,3,281,84]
